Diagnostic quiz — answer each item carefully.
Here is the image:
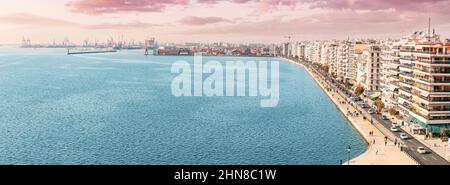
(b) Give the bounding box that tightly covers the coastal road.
[371,113,449,165]
[305,61,450,165]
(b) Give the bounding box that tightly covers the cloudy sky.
[0,0,449,44]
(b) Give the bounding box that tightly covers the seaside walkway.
[286,58,417,165]
[298,58,449,165]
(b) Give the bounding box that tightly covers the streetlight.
[347,146,351,165]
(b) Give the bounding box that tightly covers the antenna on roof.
[428,16,431,35]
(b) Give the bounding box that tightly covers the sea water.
[0,48,366,164]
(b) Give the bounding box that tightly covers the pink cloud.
[178,16,233,25]
[85,21,159,29]
[197,0,299,11]
[0,13,79,26]
[67,0,301,14]
[307,0,450,15]
[67,0,189,15]
[178,9,449,39]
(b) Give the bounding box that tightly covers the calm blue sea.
[0,48,366,164]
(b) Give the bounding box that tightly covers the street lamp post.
[347,146,351,165]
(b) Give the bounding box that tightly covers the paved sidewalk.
[288,60,417,165]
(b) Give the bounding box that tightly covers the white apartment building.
[297,44,306,60]
[380,40,401,109]
[336,41,355,82]
[397,31,450,134]
[309,41,323,64]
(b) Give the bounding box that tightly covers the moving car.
[390,127,399,132]
[368,108,376,114]
[417,147,427,154]
[392,123,399,128]
[400,133,408,140]
[380,115,388,120]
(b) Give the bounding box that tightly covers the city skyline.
[1,0,450,44]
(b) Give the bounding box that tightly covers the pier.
[67,48,117,55]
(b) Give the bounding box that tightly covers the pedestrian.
[376,150,378,155]
[385,141,387,146]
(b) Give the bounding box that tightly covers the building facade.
[397,31,450,134]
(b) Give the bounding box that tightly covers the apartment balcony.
[413,59,450,66]
[414,51,450,57]
[412,78,431,85]
[431,70,450,74]
[398,100,411,108]
[433,79,450,84]
[431,88,450,93]
[430,96,450,104]
[414,75,450,84]
[412,101,433,111]
[399,79,414,86]
[409,107,429,119]
[399,72,413,78]
[399,56,414,61]
[429,107,450,115]
[399,94,412,101]
[399,63,413,68]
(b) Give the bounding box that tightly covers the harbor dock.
[67,48,117,55]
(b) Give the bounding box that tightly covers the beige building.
[361,45,382,94]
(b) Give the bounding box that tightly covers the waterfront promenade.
[285,58,417,165]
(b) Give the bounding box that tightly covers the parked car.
[390,127,399,132]
[400,133,409,140]
[380,115,388,120]
[417,147,427,154]
[360,103,370,108]
[368,108,376,114]
[350,96,361,101]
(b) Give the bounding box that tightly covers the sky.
[0,0,449,44]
